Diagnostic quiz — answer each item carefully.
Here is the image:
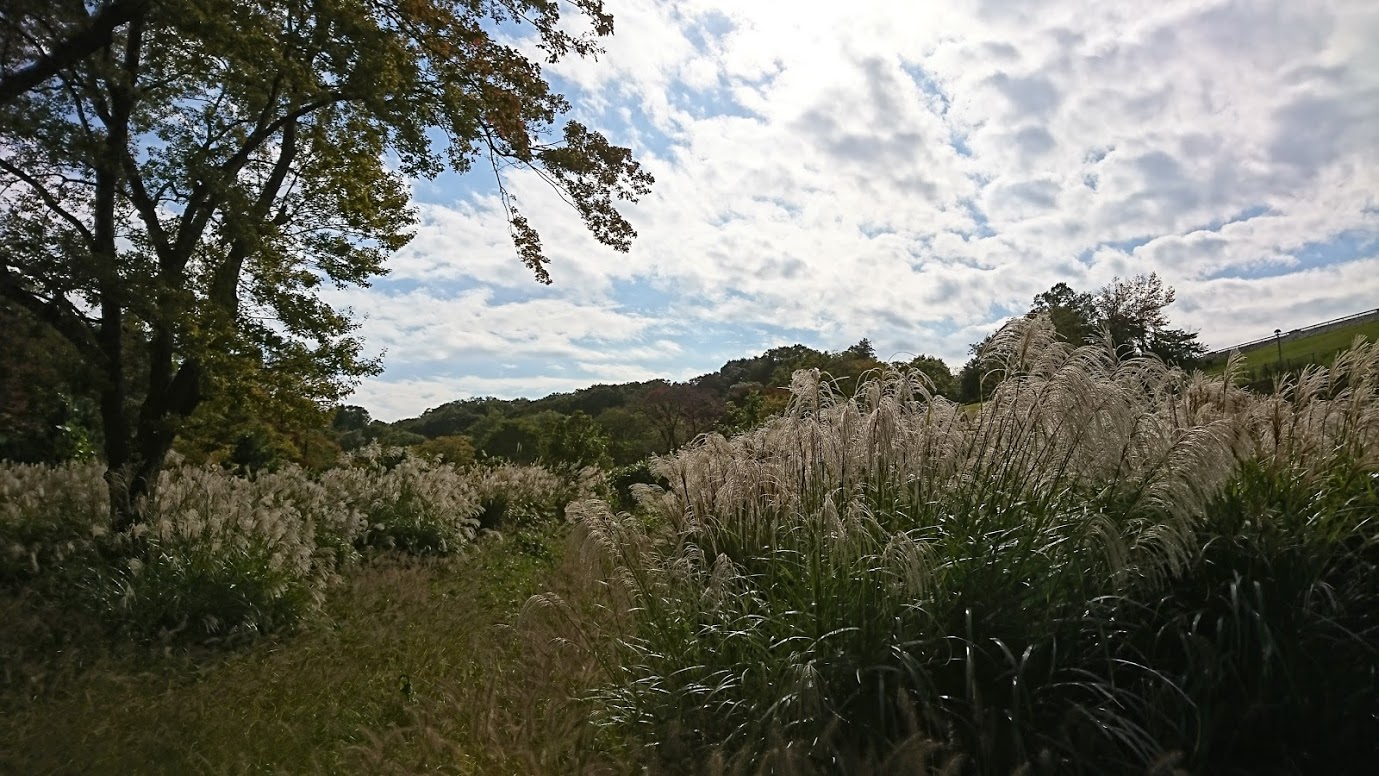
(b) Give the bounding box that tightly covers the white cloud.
[1177,257,1379,350]
[329,287,665,365]
[344,0,1379,418]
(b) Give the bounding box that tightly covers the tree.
[332,405,372,434]
[1142,325,1208,367]
[176,343,346,468]
[0,301,100,462]
[957,332,1000,405]
[595,406,660,465]
[413,434,476,466]
[1094,274,1205,364]
[899,354,958,398]
[468,412,541,463]
[720,387,791,434]
[845,338,877,360]
[0,0,149,105]
[405,396,528,439]
[640,381,724,450]
[765,341,884,397]
[538,410,611,469]
[1,0,652,530]
[1029,282,1096,345]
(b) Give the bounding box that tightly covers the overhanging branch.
[0,266,105,366]
[0,0,150,105]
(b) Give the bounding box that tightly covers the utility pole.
[1274,329,1283,373]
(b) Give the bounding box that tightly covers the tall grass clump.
[1110,337,1379,774]
[2,450,582,645]
[471,461,593,531]
[1,462,109,585]
[567,317,1379,773]
[322,445,482,554]
[94,465,345,642]
[3,463,361,642]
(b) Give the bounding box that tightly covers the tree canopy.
[1,0,653,527]
[1024,273,1204,362]
[959,274,1206,403]
[1029,282,1097,345]
[1094,273,1206,363]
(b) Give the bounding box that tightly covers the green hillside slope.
[1201,315,1379,379]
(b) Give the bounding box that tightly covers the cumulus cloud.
[344,0,1379,419]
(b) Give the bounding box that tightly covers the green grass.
[0,525,620,775]
[1200,315,1379,375]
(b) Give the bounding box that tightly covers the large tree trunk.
[90,11,173,536]
[104,448,163,536]
[99,363,142,533]
[104,354,203,534]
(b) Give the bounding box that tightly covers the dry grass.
[566,316,1379,774]
[0,526,620,775]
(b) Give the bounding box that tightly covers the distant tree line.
[322,337,958,471]
[1,272,1204,471]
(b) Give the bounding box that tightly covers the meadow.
[3,317,1377,775]
[1200,314,1379,383]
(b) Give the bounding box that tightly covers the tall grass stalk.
[570,317,1379,773]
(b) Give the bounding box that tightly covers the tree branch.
[120,150,173,261]
[0,0,150,105]
[0,158,97,247]
[174,91,345,266]
[0,266,105,365]
[211,118,299,312]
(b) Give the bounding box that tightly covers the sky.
[337,0,1379,421]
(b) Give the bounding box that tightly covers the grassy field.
[0,525,621,776]
[4,321,1379,775]
[1200,314,1379,375]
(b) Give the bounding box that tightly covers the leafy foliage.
[412,434,477,466]
[959,275,1206,403]
[1029,281,1097,344]
[361,339,959,469]
[1094,273,1207,363]
[896,353,959,398]
[1,0,652,527]
[0,302,100,463]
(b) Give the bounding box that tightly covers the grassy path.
[0,527,612,775]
